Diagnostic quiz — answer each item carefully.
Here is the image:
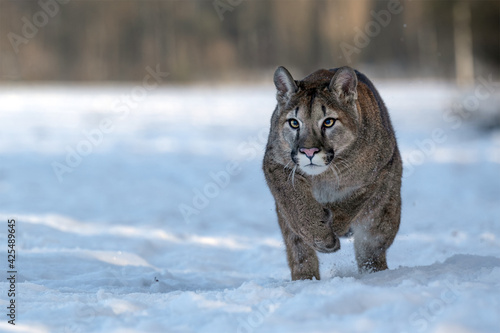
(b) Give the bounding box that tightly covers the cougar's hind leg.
[354,239,388,273]
[353,197,401,274]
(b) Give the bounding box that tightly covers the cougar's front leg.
[263,159,339,253]
[277,208,320,280]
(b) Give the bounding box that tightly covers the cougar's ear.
[329,66,358,104]
[274,66,298,102]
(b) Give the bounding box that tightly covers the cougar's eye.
[323,118,336,128]
[289,119,300,129]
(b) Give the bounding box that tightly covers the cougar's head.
[273,66,359,176]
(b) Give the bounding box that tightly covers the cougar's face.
[281,92,356,176]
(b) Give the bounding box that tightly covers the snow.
[0,81,499,333]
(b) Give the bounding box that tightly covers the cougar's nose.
[299,147,320,160]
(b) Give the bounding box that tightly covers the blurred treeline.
[0,0,498,83]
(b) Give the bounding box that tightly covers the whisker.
[291,165,297,189]
[329,165,340,188]
[287,165,294,182]
[335,156,347,165]
[335,157,350,171]
[283,160,292,170]
[333,164,342,186]
[338,162,348,172]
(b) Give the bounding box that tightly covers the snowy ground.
[0,80,499,333]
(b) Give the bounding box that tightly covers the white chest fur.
[311,180,359,204]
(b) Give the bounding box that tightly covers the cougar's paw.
[313,233,340,253]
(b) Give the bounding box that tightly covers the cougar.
[263,66,402,280]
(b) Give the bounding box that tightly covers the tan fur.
[263,66,402,280]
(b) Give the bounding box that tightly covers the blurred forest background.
[0,0,498,84]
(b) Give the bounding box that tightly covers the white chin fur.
[299,164,329,175]
[297,154,329,176]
